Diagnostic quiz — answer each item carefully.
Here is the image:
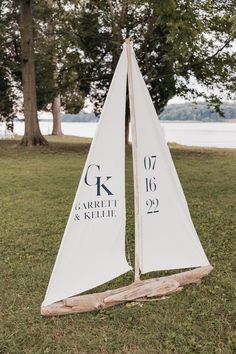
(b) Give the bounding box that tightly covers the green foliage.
[0,67,15,127]
[35,55,55,110]
[74,0,236,114]
[0,137,236,353]
[34,0,86,112]
[0,0,86,115]
[0,0,21,125]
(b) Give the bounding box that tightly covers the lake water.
[12,121,236,148]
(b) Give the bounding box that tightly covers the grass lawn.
[0,136,235,354]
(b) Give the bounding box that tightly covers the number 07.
[144,155,157,170]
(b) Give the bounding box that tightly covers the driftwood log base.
[41,265,213,316]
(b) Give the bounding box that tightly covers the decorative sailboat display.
[41,39,213,316]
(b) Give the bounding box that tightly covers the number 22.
[146,198,159,214]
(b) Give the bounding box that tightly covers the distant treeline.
[62,111,98,122]
[61,102,236,122]
[160,102,236,121]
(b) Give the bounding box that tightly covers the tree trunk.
[19,0,47,146]
[51,94,63,135]
[125,113,130,144]
[125,90,130,144]
[47,0,63,136]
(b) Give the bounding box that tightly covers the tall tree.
[0,67,15,131]
[33,0,86,134]
[19,0,47,145]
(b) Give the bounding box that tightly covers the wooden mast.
[126,38,140,282]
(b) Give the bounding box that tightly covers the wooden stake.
[41,265,213,316]
[126,38,140,282]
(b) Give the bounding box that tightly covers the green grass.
[0,137,235,354]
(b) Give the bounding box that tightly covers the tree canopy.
[74,0,236,114]
[0,0,236,144]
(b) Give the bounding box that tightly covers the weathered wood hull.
[41,265,213,316]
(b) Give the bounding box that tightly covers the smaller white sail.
[129,45,210,273]
[42,46,131,307]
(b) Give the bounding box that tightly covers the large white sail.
[42,46,131,307]
[129,46,210,273]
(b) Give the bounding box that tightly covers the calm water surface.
[13,121,236,148]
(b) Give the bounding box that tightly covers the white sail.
[42,46,131,307]
[129,46,210,273]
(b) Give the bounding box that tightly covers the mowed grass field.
[0,136,235,354]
